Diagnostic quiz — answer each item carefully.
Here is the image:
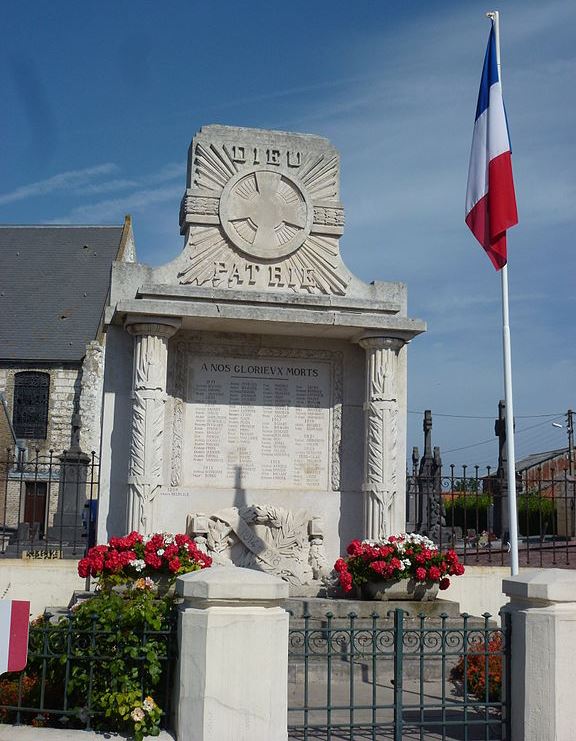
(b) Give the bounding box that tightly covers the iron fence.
[0,609,176,732]
[288,609,510,741]
[406,463,576,568]
[0,448,99,558]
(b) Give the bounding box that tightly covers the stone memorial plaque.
[182,356,332,490]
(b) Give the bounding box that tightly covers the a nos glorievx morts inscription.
[182,356,332,491]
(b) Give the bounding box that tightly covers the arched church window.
[12,371,50,439]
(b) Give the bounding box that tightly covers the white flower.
[157,548,165,556]
[143,696,156,712]
[133,559,146,572]
[131,707,145,722]
[164,535,174,544]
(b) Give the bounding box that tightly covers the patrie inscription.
[183,357,332,490]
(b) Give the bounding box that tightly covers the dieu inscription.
[183,357,332,490]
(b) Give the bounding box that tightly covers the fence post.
[174,566,289,741]
[502,568,576,740]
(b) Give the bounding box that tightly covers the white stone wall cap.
[176,565,289,601]
[503,568,576,602]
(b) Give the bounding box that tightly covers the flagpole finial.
[486,11,497,21]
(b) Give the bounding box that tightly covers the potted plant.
[78,531,212,595]
[333,533,465,600]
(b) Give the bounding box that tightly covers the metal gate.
[288,608,510,740]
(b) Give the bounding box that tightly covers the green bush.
[445,494,492,532]
[517,492,556,536]
[23,587,174,739]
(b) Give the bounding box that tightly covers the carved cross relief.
[223,170,308,258]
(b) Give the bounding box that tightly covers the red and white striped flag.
[0,600,30,674]
[465,21,518,269]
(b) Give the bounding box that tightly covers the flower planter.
[361,578,439,601]
[151,574,176,598]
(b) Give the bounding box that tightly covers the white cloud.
[0,163,118,205]
[51,184,182,224]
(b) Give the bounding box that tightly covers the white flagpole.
[488,9,519,576]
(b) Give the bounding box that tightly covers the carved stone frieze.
[313,206,345,227]
[187,505,330,586]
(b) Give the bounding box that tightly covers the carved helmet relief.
[177,125,350,294]
[187,504,330,586]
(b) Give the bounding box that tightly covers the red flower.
[346,539,363,556]
[144,553,162,569]
[168,557,181,573]
[78,558,90,578]
[339,571,353,592]
[415,567,427,581]
[334,558,348,573]
[369,560,387,576]
[439,577,450,591]
[427,566,441,581]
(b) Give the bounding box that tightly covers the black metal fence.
[0,448,99,558]
[0,611,176,732]
[406,463,576,568]
[288,609,510,741]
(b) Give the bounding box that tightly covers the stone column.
[503,569,576,741]
[357,336,405,541]
[125,318,180,535]
[174,566,289,741]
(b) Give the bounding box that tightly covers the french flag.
[0,600,30,675]
[465,22,518,270]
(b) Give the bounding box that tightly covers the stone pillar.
[502,569,576,741]
[125,317,180,535]
[357,335,405,541]
[174,566,289,741]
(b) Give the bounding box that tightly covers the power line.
[441,416,563,455]
[408,410,564,420]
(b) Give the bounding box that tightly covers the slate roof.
[0,225,125,362]
[516,447,568,472]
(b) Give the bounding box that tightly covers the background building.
[0,219,134,552]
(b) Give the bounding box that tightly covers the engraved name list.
[184,357,332,490]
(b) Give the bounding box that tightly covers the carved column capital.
[357,335,405,353]
[125,316,181,340]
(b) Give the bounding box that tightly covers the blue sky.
[2,0,574,468]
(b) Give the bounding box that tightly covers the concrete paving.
[288,676,505,740]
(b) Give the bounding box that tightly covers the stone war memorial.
[98,125,425,591]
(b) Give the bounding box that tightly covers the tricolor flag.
[465,22,518,270]
[0,600,30,675]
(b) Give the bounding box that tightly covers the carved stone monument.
[98,125,425,570]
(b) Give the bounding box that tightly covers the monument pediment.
[105,124,426,343]
[175,125,350,295]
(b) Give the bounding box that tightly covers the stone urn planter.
[152,574,177,598]
[361,578,439,601]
